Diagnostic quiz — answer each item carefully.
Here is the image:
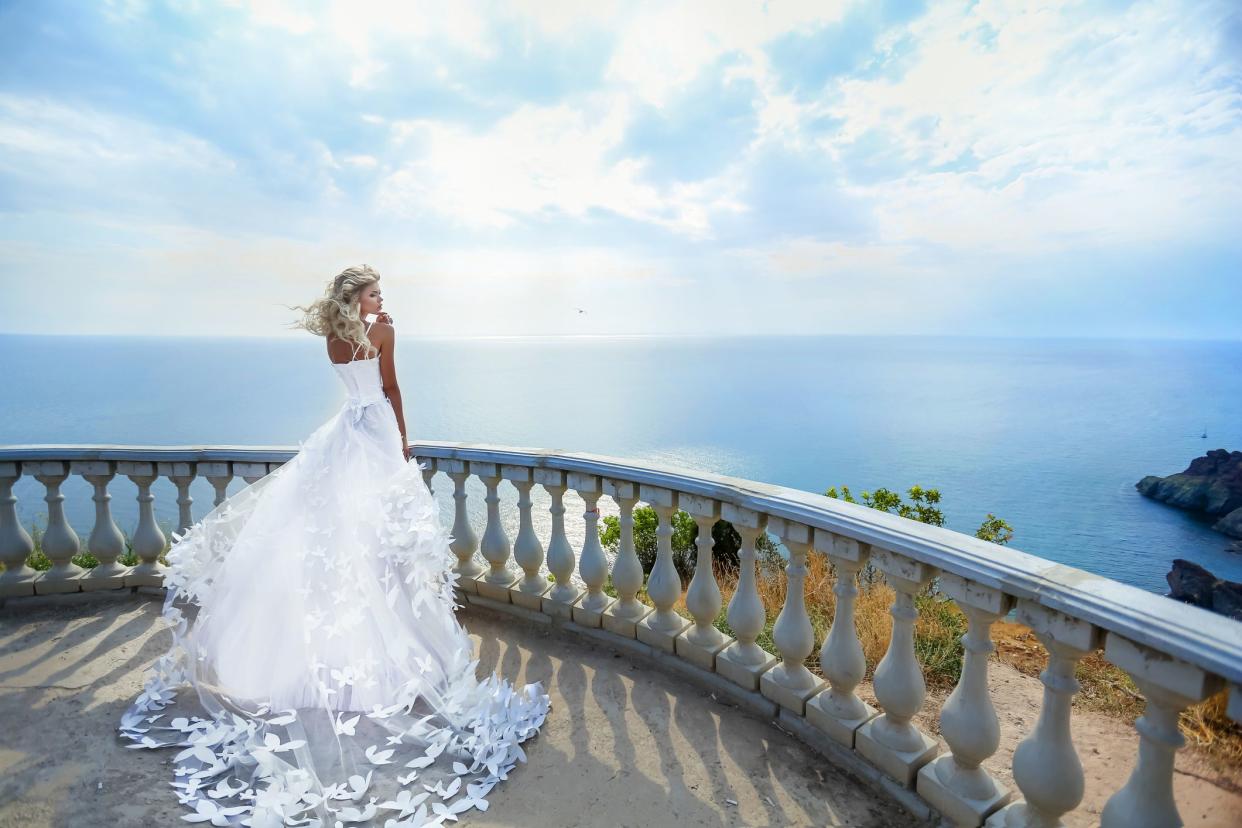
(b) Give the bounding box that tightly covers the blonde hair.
[289,265,380,358]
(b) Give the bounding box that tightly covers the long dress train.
[117,328,551,827]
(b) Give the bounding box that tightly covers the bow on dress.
[343,396,386,424]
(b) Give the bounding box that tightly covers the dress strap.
[350,319,376,361]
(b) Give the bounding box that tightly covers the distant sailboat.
[1201,426,1208,439]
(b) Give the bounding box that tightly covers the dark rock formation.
[1166,559,1242,620]
[1137,449,1242,539]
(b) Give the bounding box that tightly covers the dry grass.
[657,550,1242,771]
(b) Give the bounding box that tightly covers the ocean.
[2,333,1239,594]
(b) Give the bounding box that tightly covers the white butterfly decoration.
[206,778,248,799]
[332,713,360,736]
[331,798,377,823]
[181,797,248,825]
[265,709,299,727]
[343,772,373,802]
[365,744,395,765]
[330,666,357,687]
[365,701,405,720]
[379,789,431,818]
[258,732,307,754]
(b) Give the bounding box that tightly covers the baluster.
[759,518,825,714]
[715,505,776,690]
[571,472,614,627]
[32,461,84,594]
[508,465,547,610]
[419,458,436,495]
[161,461,197,534]
[0,462,37,603]
[807,532,876,746]
[986,603,1099,827]
[541,470,582,619]
[473,462,517,602]
[675,495,731,670]
[75,461,129,591]
[1099,634,1223,828]
[119,461,167,588]
[234,462,268,486]
[601,479,652,637]
[917,574,1014,825]
[636,487,688,652]
[856,548,939,786]
[441,460,481,591]
[201,462,232,507]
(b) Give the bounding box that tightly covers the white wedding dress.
[118,324,551,827]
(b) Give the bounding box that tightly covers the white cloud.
[604,0,850,108]
[820,0,1242,254]
[374,95,746,236]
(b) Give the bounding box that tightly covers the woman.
[118,265,550,827]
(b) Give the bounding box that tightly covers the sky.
[0,0,1239,339]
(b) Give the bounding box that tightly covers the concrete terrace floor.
[0,590,915,828]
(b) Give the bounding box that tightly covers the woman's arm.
[375,323,409,459]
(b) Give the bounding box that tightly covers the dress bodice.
[332,356,385,404]
[330,321,388,422]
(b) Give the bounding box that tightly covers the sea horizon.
[2,332,1239,596]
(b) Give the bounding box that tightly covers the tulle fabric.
[118,358,550,827]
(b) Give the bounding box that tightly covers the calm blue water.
[2,333,1239,594]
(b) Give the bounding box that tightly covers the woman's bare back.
[326,322,381,364]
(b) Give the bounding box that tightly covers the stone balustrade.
[2,442,1240,828]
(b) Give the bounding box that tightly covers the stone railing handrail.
[3,442,1240,828]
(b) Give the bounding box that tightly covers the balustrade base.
[0,578,37,600]
[984,801,1052,828]
[81,569,130,592]
[600,604,652,639]
[805,692,877,748]
[917,756,1011,827]
[636,614,690,653]
[474,573,520,603]
[125,570,166,589]
[856,718,940,787]
[675,628,731,671]
[34,573,84,595]
[571,594,616,628]
[716,643,778,691]
[760,667,826,716]
[542,587,584,620]
[463,590,553,627]
[511,583,551,610]
[452,571,480,594]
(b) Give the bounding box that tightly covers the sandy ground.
[0,590,912,828]
[859,655,1242,827]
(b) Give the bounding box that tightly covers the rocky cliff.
[1137,448,1242,539]
[1166,559,1242,620]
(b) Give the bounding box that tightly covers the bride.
[118,265,550,827]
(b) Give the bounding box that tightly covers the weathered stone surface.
[1214,506,1242,538]
[1137,449,1242,538]
[1167,558,1242,621]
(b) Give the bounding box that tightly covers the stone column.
[759,517,826,715]
[807,532,877,747]
[716,505,777,690]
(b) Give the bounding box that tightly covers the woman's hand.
[376,311,394,325]
[402,441,414,462]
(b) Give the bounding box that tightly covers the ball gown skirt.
[117,356,550,827]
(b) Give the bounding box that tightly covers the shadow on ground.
[0,590,910,828]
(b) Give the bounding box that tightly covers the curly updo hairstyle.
[289,265,380,358]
